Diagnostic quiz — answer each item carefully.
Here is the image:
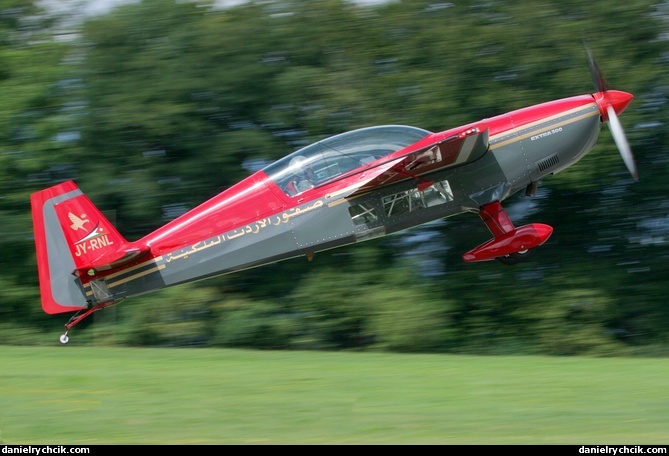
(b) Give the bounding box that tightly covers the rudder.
[31,180,142,314]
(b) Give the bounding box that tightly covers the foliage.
[1,0,668,356]
[212,296,297,349]
[114,284,221,347]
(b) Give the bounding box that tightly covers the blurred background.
[1,0,667,355]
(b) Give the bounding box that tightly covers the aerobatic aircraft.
[31,48,637,343]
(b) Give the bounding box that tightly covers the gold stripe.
[491,105,599,149]
[102,256,163,280]
[327,198,348,207]
[517,103,598,132]
[108,264,166,288]
[85,264,166,297]
[84,258,165,297]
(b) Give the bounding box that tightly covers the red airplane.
[31,49,636,343]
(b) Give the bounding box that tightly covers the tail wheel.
[496,248,536,265]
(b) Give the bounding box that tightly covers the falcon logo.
[67,212,114,256]
[69,212,90,231]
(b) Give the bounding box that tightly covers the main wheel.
[59,334,69,344]
[496,248,536,265]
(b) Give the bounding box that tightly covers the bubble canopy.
[264,125,431,194]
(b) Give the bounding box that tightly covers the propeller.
[586,44,638,181]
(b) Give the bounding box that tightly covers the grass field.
[0,345,667,444]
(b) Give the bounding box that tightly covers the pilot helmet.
[289,155,309,175]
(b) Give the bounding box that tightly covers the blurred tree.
[2,0,667,355]
[211,296,296,350]
[0,0,78,335]
[118,284,221,347]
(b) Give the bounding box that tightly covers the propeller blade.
[585,43,608,93]
[606,104,638,181]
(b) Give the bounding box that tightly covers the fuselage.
[77,91,629,304]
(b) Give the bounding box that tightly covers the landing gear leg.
[58,299,122,344]
[462,201,553,263]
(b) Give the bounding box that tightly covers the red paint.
[594,90,634,121]
[143,174,286,255]
[463,223,553,262]
[462,201,553,262]
[30,181,85,314]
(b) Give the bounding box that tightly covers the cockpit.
[263,125,431,196]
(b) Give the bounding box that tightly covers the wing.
[345,125,489,199]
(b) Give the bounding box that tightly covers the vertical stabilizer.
[31,180,138,314]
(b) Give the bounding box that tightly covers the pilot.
[286,155,315,195]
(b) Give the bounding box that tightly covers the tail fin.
[31,180,147,314]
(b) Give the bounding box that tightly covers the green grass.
[0,346,667,444]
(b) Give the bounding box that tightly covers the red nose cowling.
[594,90,634,121]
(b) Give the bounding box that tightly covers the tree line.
[1,0,668,355]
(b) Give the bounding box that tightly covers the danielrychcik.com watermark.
[2,446,90,455]
[579,446,667,455]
